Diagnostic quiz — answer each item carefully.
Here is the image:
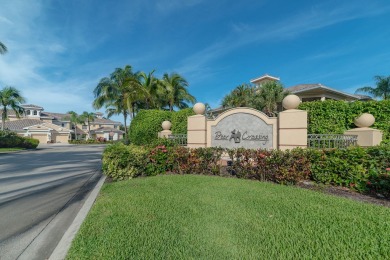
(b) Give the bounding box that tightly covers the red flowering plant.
[145,145,175,176]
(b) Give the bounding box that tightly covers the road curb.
[49,175,106,260]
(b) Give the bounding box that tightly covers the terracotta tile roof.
[285,84,367,100]
[93,117,121,125]
[21,104,44,110]
[44,112,70,121]
[285,84,322,93]
[92,127,125,134]
[4,119,43,131]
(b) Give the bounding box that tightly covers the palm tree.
[161,72,196,111]
[257,81,287,116]
[0,86,26,130]
[80,111,95,140]
[221,84,254,108]
[0,41,7,54]
[66,111,83,140]
[355,75,390,100]
[134,70,160,109]
[94,66,132,139]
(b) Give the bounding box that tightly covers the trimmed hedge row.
[299,100,390,144]
[129,108,195,145]
[102,142,390,198]
[0,130,39,149]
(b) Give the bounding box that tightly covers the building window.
[82,125,87,130]
[114,125,117,129]
[33,110,37,115]
[61,123,65,127]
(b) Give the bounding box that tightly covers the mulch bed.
[298,181,390,208]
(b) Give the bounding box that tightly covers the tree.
[161,72,196,111]
[93,65,135,140]
[134,70,160,109]
[0,86,26,130]
[355,75,390,100]
[65,111,83,140]
[221,81,287,116]
[0,41,7,54]
[80,111,95,140]
[221,84,255,108]
[256,81,288,116]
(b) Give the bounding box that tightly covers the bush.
[102,143,148,181]
[0,130,39,149]
[129,110,171,145]
[68,139,117,144]
[227,148,311,184]
[310,145,390,196]
[129,109,195,145]
[171,108,195,134]
[101,142,390,198]
[299,100,390,144]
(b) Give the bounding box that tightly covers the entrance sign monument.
[186,96,308,150]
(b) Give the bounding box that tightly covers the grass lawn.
[0,148,24,152]
[67,175,390,259]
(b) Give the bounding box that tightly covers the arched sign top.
[211,107,276,126]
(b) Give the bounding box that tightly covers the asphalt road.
[0,144,105,260]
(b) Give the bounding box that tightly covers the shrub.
[310,145,390,196]
[171,108,195,134]
[227,148,311,184]
[367,173,390,198]
[129,109,196,145]
[145,145,176,176]
[0,130,39,149]
[68,139,117,144]
[299,100,390,144]
[129,110,171,145]
[102,143,148,181]
[101,142,390,198]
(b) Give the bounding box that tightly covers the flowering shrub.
[227,148,311,184]
[102,143,390,198]
[145,145,175,176]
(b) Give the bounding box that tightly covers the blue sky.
[0,0,389,123]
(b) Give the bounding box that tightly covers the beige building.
[251,74,372,102]
[3,104,124,143]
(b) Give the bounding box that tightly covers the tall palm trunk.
[74,123,78,140]
[1,106,6,131]
[87,120,91,140]
[123,112,128,141]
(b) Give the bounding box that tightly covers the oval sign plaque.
[211,113,273,149]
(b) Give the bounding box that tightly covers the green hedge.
[102,143,390,198]
[171,108,195,134]
[129,109,195,145]
[0,130,39,149]
[299,100,390,143]
[129,110,171,145]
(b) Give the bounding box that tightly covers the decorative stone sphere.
[161,120,172,130]
[193,102,206,115]
[354,113,375,128]
[282,94,301,110]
